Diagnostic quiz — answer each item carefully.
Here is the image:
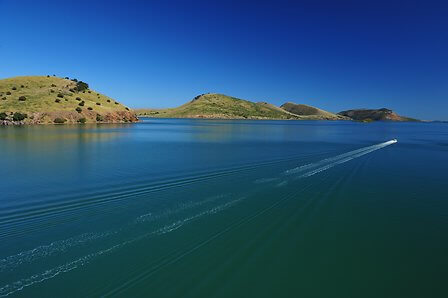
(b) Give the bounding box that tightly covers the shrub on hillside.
[54,118,66,124]
[87,107,93,110]
[76,81,89,92]
[114,102,119,105]
[71,78,78,82]
[20,85,24,88]
[76,107,82,113]
[57,93,64,98]
[88,91,91,93]
[6,91,11,95]
[55,98,61,103]
[51,84,57,87]
[65,77,69,80]
[69,88,75,93]
[78,117,86,123]
[18,96,26,101]
[79,101,85,106]
[13,112,27,121]
[1,97,6,100]
[0,112,7,120]
[12,87,17,90]
[107,99,111,102]
[96,102,101,105]
[50,89,55,93]
[76,97,81,101]
[125,107,129,111]
[193,94,209,100]
[96,114,104,122]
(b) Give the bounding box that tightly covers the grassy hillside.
[136,93,298,119]
[281,102,348,120]
[0,76,138,124]
[136,93,341,120]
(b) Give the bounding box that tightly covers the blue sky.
[1,0,447,120]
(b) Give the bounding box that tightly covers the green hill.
[0,76,138,124]
[135,93,343,120]
[280,102,348,120]
[136,93,298,119]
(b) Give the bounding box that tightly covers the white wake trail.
[283,139,397,180]
[0,197,243,297]
[0,194,230,273]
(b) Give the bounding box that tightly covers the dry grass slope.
[0,76,138,124]
[135,94,346,120]
[137,93,299,119]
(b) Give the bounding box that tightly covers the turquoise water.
[0,119,447,297]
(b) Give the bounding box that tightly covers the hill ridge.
[135,93,346,120]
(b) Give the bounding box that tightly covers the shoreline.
[0,119,141,126]
[0,116,426,126]
[136,114,349,121]
[137,116,422,122]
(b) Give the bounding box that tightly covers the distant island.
[0,76,138,125]
[135,93,417,122]
[338,108,418,122]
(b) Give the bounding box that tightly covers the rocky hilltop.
[338,108,418,122]
[0,76,138,125]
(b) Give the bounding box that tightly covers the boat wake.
[280,139,397,182]
[0,140,397,296]
[0,196,243,297]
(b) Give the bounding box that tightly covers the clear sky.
[1,0,447,120]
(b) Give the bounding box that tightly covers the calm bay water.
[0,119,447,297]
